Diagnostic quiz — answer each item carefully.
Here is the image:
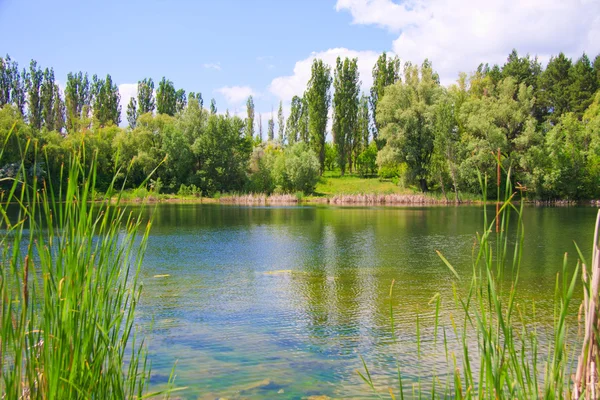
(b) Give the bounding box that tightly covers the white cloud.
[216,85,256,105]
[336,0,600,85]
[203,63,222,71]
[269,48,382,101]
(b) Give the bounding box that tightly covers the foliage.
[305,59,332,173]
[273,142,320,194]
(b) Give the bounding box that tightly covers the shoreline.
[111,193,600,207]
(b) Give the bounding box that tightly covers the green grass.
[0,129,178,398]
[314,170,412,197]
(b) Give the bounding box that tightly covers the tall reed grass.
[0,128,175,398]
[360,169,600,399]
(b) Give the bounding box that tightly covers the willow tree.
[377,60,441,192]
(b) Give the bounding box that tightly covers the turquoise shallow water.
[134,204,597,399]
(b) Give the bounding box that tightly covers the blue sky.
[1,0,599,125]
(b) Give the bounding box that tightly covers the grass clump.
[0,129,176,398]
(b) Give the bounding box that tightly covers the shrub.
[273,142,320,195]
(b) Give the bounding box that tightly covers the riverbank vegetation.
[1,50,599,201]
[360,171,600,398]
[0,136,177,397]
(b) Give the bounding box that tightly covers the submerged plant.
[0,127,176,398]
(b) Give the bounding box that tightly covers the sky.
[1,0,599,126]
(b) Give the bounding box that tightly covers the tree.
[12,67,26,116]
[175,89,186,113]
[40,67,55,130]
[245,96,255,138]
[356,94,370,164]
[51,83,65,132]
[370,52,400,148]
[92,74,121,126]
[277,101,284,143]
[538,53,572,123]
[377,60,441,192]
[273,142,320,194]
[210,98,217,114]
[0,55,13,107]
[137,78,155,115]
[27,60,43,130]
[285,96,302,144]
[267,113,275,141]
[332,57,360,176]
[298,96,309,143]
[65,71,91,132]
[157,77,177,115]
[258,113,263,141]
[568,53,598,118]
[127,97,137,129]
[594,54,600,87]
[305,59,332,173]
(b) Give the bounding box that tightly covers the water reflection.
[135,204,597,399]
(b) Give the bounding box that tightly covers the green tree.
[0,55,12,106]
[92,74,121,126]
[65,72,91,133]
[137,78,155,115]
[257,113,263,142]
[356,93,370,162]
[305,59,332,173]
[285,96,302,144]
[568,53,598,118]
[51,83,65,132]
[273,142,320,194]
[298,96,309,143]
[40,67,55,130]
[277,100,284,142]
[26,60,43,130]
[267,113,275,141]
[245,95,255,138]
[175,89,186,113]
[127,97,137,129]
[332,57,359,176]
[210,98,217,114]
[157,77,177,115]
[538,53,572,123]
[377,60,441,192]
[370,52,400,148]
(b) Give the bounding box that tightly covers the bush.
[273,142,320,195]
[247,145,278,194]
[356,142,378,176]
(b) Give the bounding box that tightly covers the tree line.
[1,49,599,199]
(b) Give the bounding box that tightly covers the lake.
[135,204,598,399]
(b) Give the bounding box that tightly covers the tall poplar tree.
[0,55,12,106]
[305,59,332,173]
[157,77,177,115]
[258,113,263,141]
[246,95,255,138]
[40,67,55,130]
[51,83,65,132]
[210,98,217,114]
[92,74,121,126]
[332,57,360,175]
[65,71,91,132]
[285,96,302,144]
[267,113,275,141]
[137,78,155,115]
[27,60,44,130]
[127,97,137,129]
[277,101,284,143]
[370,52,400,148]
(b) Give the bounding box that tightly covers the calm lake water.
[135,204,598,399]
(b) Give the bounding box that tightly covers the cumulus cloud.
[336,0,600,84]
[216,86,256,105]
[269,48,382,101]
[203,63,222,71]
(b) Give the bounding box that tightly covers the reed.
[0,127,177,398]
[360,168,600,399]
